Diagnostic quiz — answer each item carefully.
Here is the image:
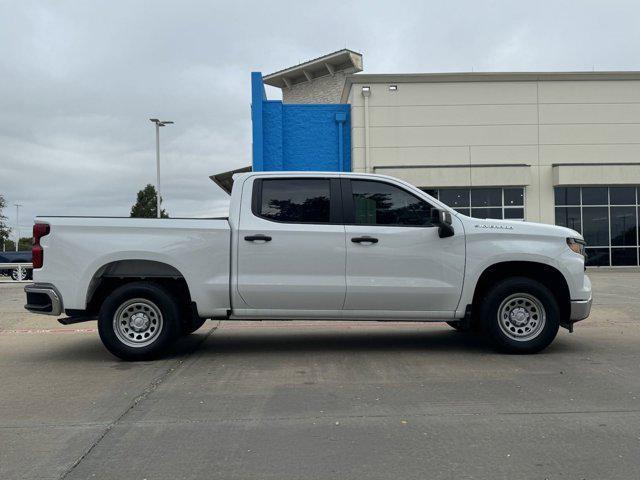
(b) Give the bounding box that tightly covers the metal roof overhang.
[264,49,363,89]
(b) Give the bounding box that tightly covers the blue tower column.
[251,71,351,172]
[251,72,266,171]
[335,112,347,172]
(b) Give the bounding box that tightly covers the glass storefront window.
[504,208,525,220]
[555,186,640,267]
[420,187,526,221]
[554,187,580,206]
[581,187,608,205]
[582,207,609,246]
[504,188,524,206]
[610,187,636,205]
[555,207,581,232]
[470,188,502,207]
[439,188,470,207]
[471,207,502,219]
[612,248,638,266]
[610,207,637,246]
[585,248,610,267]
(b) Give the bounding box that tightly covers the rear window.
[258,179,331,224]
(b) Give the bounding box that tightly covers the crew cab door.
[236,176,346,314]
[342,178,465,317]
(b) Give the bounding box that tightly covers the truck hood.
[457,214,582,240]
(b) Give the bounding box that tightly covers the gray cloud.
[1,0,639,236]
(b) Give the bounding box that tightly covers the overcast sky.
[1,0,639,237]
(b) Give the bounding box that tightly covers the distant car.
[0,251,33,281]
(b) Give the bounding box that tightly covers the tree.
[0,195,10,249]
[130,184,169,218]
[4,237,32,251]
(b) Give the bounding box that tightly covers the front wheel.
[480,277,560,354]
[98,282,181,360]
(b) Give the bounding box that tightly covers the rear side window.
[257,179,331,224]
[351,180,433,226]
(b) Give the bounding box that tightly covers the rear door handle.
[244,234,272,242]
[351,236,378,244]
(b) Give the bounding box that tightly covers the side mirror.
[430,208,455,238]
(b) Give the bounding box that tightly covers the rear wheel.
[98,282,181,360]
[480,277,560,354]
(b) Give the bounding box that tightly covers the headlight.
[567,237,586,256]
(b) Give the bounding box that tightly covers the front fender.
[455,233,580,316]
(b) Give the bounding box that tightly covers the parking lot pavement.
[1,271,639,479]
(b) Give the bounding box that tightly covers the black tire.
[479,276,560,354]
[446,321,470,332]
[181,316,207,335]
[98,282,181,361]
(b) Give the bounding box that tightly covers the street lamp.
[14,204,22,251]
[149,118,174,218]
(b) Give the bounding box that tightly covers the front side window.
[258,179,330,224]
[351,180,433,226]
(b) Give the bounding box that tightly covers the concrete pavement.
[1,270,639,479]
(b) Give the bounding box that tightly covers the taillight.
[32,223,50,269]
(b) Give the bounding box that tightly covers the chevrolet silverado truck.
[24,171,592,360]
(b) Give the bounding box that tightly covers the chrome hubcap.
[113,298,163,348]
[497,293,546,341]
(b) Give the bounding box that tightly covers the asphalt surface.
[1,270,639,479]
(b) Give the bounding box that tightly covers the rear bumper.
[24,283,63,316]
[570,297,592,322]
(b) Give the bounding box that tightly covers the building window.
[554,186,639,267]
[421,187,525,221]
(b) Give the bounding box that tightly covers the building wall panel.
[348,81,538,107]
[540,144,640,165]
[540,103,640,124]
[351,104,538,128]
[469,145,538,165]
[538,80,640,103]
[540,123,640,145]
[361,124,538,148]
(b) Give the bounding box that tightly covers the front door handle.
[351,236,378,244]
[244,234,272,242]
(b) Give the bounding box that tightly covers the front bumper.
[570,297,592,322]
[24,283,63,316]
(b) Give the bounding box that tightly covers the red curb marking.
[0,327,98,335]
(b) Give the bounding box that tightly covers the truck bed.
[34,216,231,317]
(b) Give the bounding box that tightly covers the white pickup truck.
[25,171,591,360]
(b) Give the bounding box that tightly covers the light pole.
[149,118,174,218]
[14,204,22,251]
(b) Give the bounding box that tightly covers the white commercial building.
[264,50,640,267]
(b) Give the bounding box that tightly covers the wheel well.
[472,261,571,321]
[84,260,193,317]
